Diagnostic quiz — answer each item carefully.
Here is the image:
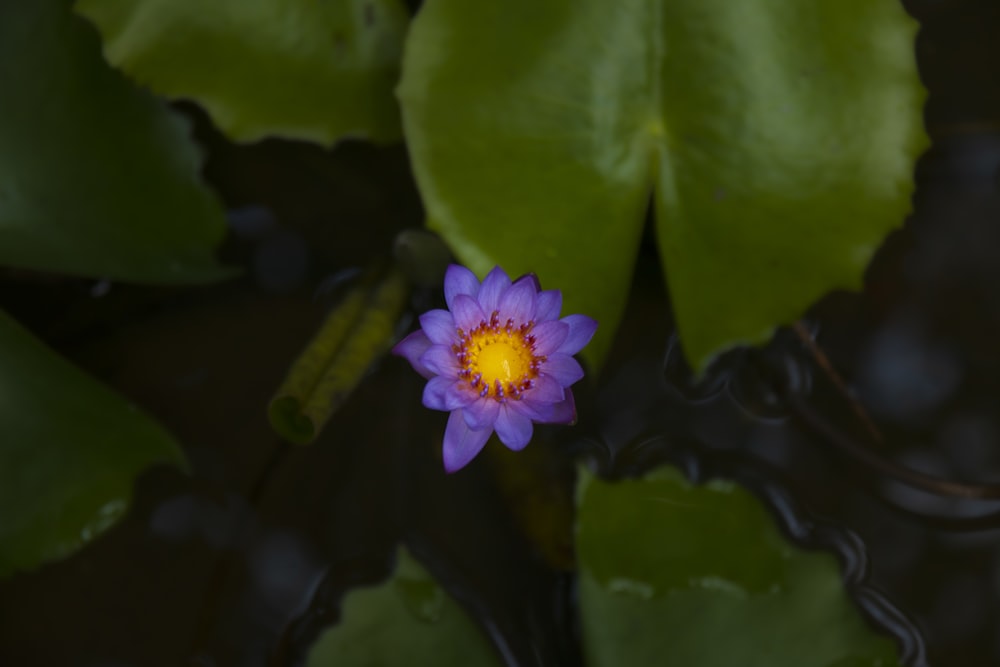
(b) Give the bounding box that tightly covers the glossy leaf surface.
[0,311,186,577]
[399,0,926,370]
[0,0,229,283]
[306,547,501,666]
[76,0,409,145]
[576,467,901,666]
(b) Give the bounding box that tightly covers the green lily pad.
[0,0,230,284]
[0,311,187,577]
[576,467,901,667]
[398,0,926,371]
[76,0,410,146]
[306,547,502,666]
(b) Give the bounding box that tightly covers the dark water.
[3,0,1000,665]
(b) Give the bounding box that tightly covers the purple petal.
[528,374,565,404]
[422,375,453,411]
[541,353,584,386]
[443,410,492,473]
[511,390,576,425]
[419,310,458,345]
[535,290,562,322]
[513,273,541,292]
[478,266,511,314]
[451,293,487,332]
[444,381,479,409]
[423,377,476,411]
[544,389,576,424]
[392,330,434,379]
[508,398,541,420]
[420,344,460,376]
[558,315,598,355]
[494,406,534,451]
[498,278,536,323]
[462,397,500,430]
[444,265,480,310]
[547,389,576,424]
[548,390,577,424]
[531,320,569,356]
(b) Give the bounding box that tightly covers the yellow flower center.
[456,311,543,401]
[475,340,531,384]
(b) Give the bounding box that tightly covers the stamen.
[455,313,541,402]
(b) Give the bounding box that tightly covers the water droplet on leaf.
[80,499,126,542]
[606,577,655,600]
[394,576,446,624]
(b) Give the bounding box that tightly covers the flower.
[393,265,598,472]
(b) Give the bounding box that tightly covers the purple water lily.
[393,265,597,472]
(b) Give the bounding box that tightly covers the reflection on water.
[859,315,962,424]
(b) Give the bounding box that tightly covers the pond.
[2,0,1000,665]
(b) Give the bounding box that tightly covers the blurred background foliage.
[3,0,999,665]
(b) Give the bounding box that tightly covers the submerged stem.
[792,321,884,444]
[767,322,1000,501]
